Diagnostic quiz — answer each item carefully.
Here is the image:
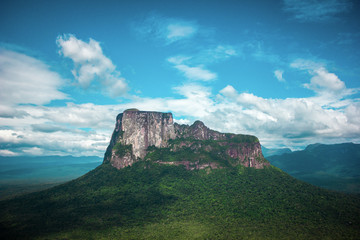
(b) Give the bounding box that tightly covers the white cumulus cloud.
[57,34,128,97]
[291,59,358,107]
[1,73,359,156]
[304,67,345,93]
[211,84,360,149]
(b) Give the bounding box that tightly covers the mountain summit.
[103,110,269,169]
[1,110,360,239]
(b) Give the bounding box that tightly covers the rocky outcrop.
[104,109,175,168]
[103,110,269,169]
[174,120,226,140]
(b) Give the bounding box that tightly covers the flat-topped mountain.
[103,110,268,169]
[1,111,360,239]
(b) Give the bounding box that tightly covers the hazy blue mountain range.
[261,146,292,157]
[0,155,102,199]
[267,143,360,193]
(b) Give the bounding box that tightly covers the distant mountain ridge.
[0,155,102,181]
[267,142,360,193]
[261,146,292,157]
[0,155,102,199]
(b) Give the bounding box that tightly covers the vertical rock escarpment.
[103,110,269,169]
[103,109,176,169]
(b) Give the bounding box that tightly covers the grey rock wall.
[104,110,175,169]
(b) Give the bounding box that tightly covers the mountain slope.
[1,112,359,239]
[1,162,360,239]
[267,143,360,193]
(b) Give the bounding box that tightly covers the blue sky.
[0,0,359,157]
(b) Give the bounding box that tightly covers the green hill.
[267,143,360,193]
[1,162,360,239]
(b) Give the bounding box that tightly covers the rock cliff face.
[103,109,175,169]
[103,110,269,169]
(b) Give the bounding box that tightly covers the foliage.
[146,138,267,167]
[124,108,139,112]
[113,142,132,157]
[225,133,259,143]
[1,163,360,239]
[146,140,234,167]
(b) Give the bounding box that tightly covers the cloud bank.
[0,103,120,157]
[0,47,121,157]
[1,62,359,157]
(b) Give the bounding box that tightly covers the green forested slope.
[1,162,360,239]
